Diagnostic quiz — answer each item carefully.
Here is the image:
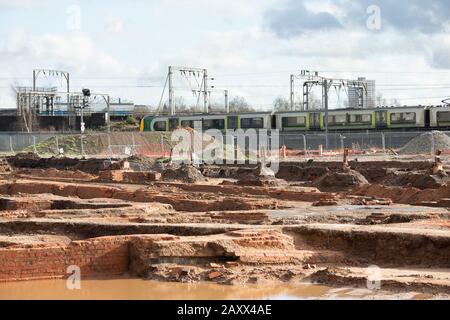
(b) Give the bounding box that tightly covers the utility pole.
[203,69,208,113]
[30,69,70,131]
[224,90,229,113]
[106,95,110,133]
[323,80,329,150]
[290,74,294,110]
[32,70,36,92]
[161,66,213,115]
[168,66,174,115]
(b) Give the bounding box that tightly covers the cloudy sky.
[1,0,450,110]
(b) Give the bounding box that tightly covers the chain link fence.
[280,131,428,152]
[0,130,445,160]
[0,132,172,158]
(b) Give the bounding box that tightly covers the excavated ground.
[0,154,449,298]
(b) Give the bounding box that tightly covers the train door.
[227,116,239,130]
[375,111,387,129]
[168,118,178,131]
[424,109,430,128]
[309,112,321,130]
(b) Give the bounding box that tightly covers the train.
[140,105,450,132]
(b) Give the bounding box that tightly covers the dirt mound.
[11,152,40,161]
[276,165,329,182]
[236,164,285,187]
[126,155,159,171]
[383,170,448,189]
[6,154,115,173]
[313,169,369,191]
[400,131,450,154]
[162,165,206,183]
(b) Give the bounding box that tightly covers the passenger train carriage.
[140,112,273,131]
[140,105,450,132]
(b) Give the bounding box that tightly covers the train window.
[403,113,415,122]
[349,114,372,124]
[168,118,178,130]
[241,117,264,129]
[328,115,346,124]
[180,120,194,128]
[153,121,167,131]
[228,116,239,129]
[282,116,306,127]
[437,111,450,122]
[390,112,416,123]
[203,119,225,130]
[376,111,387,123]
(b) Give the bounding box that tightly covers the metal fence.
[279,132,429,152]
[0,132,172,158]
[0,130,444,159]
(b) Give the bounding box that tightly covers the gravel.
[399,131,450,154]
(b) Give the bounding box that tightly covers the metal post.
[33,135,37,154]
[208,90,211,113]
[66,73,70,117]
[340,134,345,153]
[290,74,294,111]
[108,133,112,156]
[225,90,229,113]
[32,70,36,92]
[9,135,13,154]
[168,66,174,115]
[80,101,84,133]
[80,134,85,156]
[431,133,435,156]
[303,83,309,111]
[106,96,111,133]
[28,92,32,133]
[203,69,208,113]
[381,132,386,156]
[302,134,307,158]
[323,80,329,150]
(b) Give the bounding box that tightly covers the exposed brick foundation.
[0,235,177,282]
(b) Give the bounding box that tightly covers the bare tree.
[208,103,226,113]
[273,96,290,111]
[229,96,254,113]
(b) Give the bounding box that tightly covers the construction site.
[0,127,448,300]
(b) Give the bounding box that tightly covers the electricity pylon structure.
[15,69,70,132]
[289,70,369,149]
[290,70,369,111]
[158,66,230,115]
[157,66,208,115]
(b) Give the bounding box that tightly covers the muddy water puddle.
[0,277,433,300]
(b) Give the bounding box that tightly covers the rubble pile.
[0,158,11,173]
[400,131,450,154]
[313,169,369,191]
[162,165,206,183]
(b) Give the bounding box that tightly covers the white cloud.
[103,16,125,35]
[0,0,54,9]
[0,30,126,74]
